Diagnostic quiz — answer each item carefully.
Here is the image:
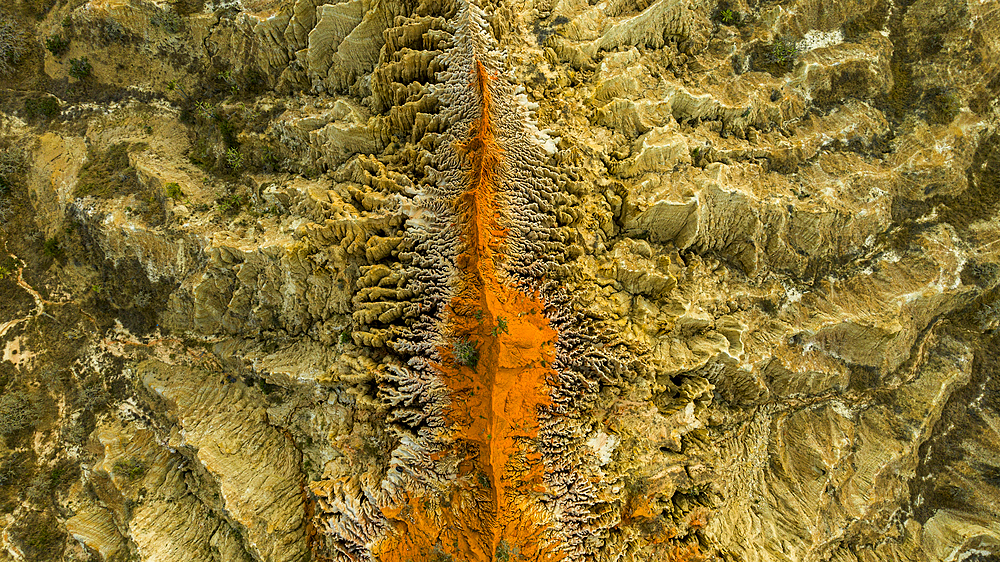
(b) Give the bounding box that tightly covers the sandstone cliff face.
[0,0,998,560]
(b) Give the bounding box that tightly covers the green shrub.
[24,96,60,121]
[15,511,64,560]
[225,147,243,170]
[99,18,128,44]
[68,57,91,79]
[453,338,478,369]
[112,458,145,480]
[44,34,69,56]
[216,192,244,215]
[26,474,50,502]
[0,391,37,436]
[43,237,63,258]
[0,452,27,486]
[719,9,738,24]
[164,182,183,200]
[491,316,509,337]
[769,39,798,64]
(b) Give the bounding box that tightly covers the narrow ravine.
[374,26,564,562]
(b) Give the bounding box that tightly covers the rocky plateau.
[0,0,998,560]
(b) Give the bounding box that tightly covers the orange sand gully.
[374,58,564,562]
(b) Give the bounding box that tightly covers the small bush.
[76,384,108,410]
[225,147,243,170]
[0,452,27,486]
[68,57,91,79]
[112,458,145,480]
[43,237,63,258]
[718,9,739,25]
[769,39,798,64]
[0,20,27,76]
[216,192,244,215]
[15,511,64,561]
[164,182,183,200]
[24,96,60,121]
[0,391,37,436]
[26,474,50,502]
[453,338,478,369]
[44,34,69,56]
[491,316,509,337]
[138,189,166,224]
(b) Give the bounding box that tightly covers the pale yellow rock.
[26,133,87,236]
[65,506,126,560]
[139,360,309,562]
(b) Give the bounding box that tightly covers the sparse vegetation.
[495,539,517,562]
[68,56,92,79]
[225,147,243,170]
[0,255,21,280]
[0,147,25,197]
[76,385,108,410]
[24,96,60,121]
[927,88,961,125]
[0,19,26,76]
[976,301,999,332]
[43,237,63,259]
[769,39,798,65]
[216,192,244,215]
[0,391,37,436]
[0,452,27,486]
[44,34,69,56]
[75,143,139,198]
[15,511,64,560]
[151,8,183,33]
[112,458,145,480]
[26,474,50,502]
[491,316,509,337]
[719,9,738,25]
[165,182,183,200]
[99,17,129,44]
[453,338,479,369]
[429,547,455,562]
[219,69,239,96]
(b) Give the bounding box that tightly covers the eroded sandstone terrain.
[0,0,998,560]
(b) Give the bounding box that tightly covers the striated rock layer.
[0,0,998,560]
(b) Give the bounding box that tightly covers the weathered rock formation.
[0,0,998,560]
